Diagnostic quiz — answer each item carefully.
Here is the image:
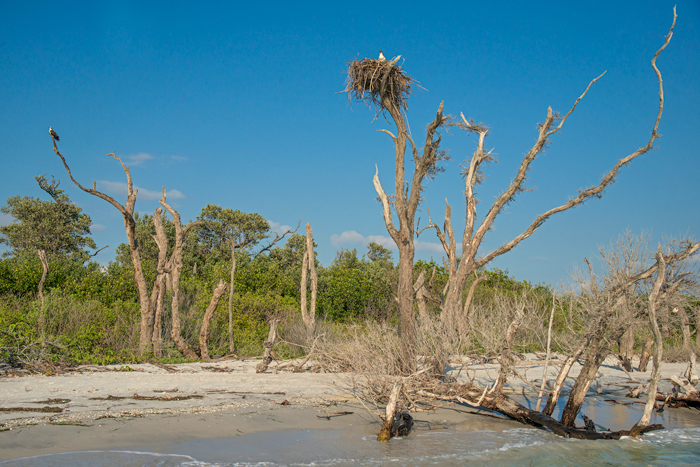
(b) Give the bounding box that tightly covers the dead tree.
[151,207,169,357]
[51,142,153,353]
[199,279,228,361]
[346,55,450,373]
[37,249,49,337]
[629,246,666,437]
[422,9,676,329]
[228,237,236,354]
[558,236,699,427]
[157,188,202,359]
[300,222,318,342]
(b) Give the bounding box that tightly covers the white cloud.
[170,155,187,162]
[268,220,294,236]
[331,229,453,255]
[91,223,107,233]
[126,153,154,166]
[0,213,14,226]
[97,181,185,201]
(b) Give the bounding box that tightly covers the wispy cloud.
[170,155,187,162]
[97,181,185,201]
[0,213,14,227]
[330,229,454,255]
[126,153,153,166]
[91,223,107,233]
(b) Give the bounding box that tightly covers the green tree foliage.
[195,205,270,263]
[366,241,394,267]
[0,176,96,260]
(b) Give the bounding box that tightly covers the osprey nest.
[344,56,413,112]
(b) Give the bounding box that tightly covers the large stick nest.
[344,56,414,113]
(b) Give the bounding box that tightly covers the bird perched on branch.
[378,50,386,61]
[49,127,60,141]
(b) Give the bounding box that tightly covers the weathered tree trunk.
[151,278,165,358]
[639,334,654,372]
[199,279,228,361]
[536,301,557,412]
[256,319,280,373]
[619,325,635,372]
[300,223,317,342]
[151,207,170,358]
[228,238,236,354]
[413,270,430,322]
[37,249,48,338]
[678,306,699,384]
[494,304,524,394]
[158,188,201,360]
[377,381,402,441]
[629,246,666,437]
[560,341,609,427]
[543,342,585,416]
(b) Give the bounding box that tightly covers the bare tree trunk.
[158,188,201,360]
[639,335,654,372]
[494,304,524,394]
[460,273,486,341]
[619,326,635,372]
[151,207,170,358]
[695,306,700,349]
[228,238,236,354]
[536,300,557,412]
[413,270,429,322]
[560,342,609,427]
[256,319,280,373]
[300,223,317,342]
[377,381,403,441]
[543,342,585,416]
[37,250,48,338]
[678,306,699,384]
[630,246,666,437]
[151,278,165,358]
[199,279,228,361]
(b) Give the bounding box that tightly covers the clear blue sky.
[1,0,698,287]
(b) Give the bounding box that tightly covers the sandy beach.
[1,355,699,463]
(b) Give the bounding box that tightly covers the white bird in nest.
[378,50,386,61]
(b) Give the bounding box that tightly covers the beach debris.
[202,365,233,373]
[0,406,62,413]
[317,410,353,420]
[88,393,204,401]
[280,400,290,406]
[33,398,70,405]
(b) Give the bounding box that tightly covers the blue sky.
[1,1,698,287]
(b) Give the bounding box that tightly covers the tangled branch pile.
[344,56,413,112]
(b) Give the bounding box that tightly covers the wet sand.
[1,355,698,462]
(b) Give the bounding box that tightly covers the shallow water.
[3,398,699,466]
[3,426,700,466]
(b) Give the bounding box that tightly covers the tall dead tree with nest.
[421,9,677,333]
[345,54,450,373]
